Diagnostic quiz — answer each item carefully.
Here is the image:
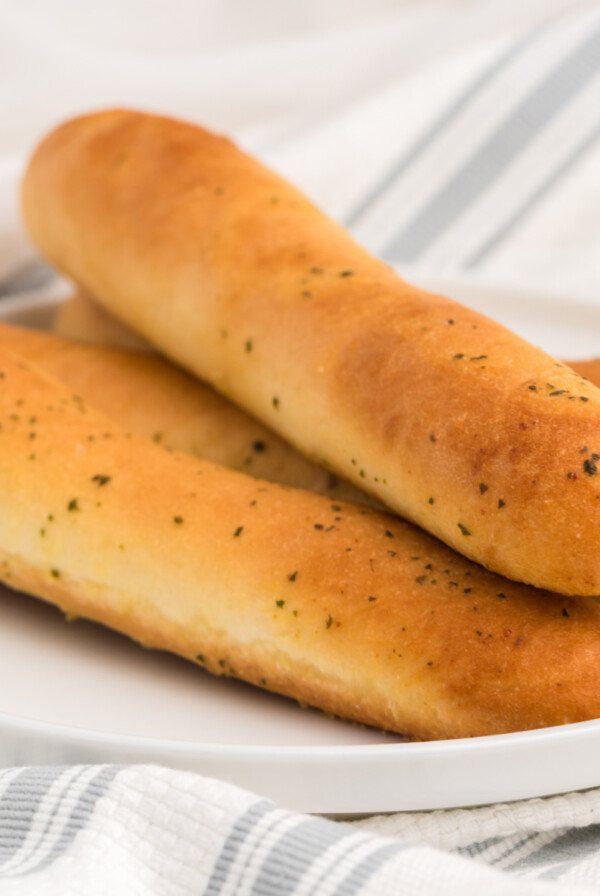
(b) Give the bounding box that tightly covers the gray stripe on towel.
[332,841,406,896]
[508,824,600,878]
[465,117,600,267]
[384,19,600,263]
[19,765,121,877]
[250,816,352,896]
[489,833,542,868]
[343,26,540,229]
[0,767,67,866]
[456,836,504,859]
[2,766,91,876]
[205,800,274,896]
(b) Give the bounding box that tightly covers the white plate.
[2,278,600,816]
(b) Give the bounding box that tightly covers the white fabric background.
[2,0,599,297]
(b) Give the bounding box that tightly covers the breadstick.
[0,322,367,503]
[4,345,600,740]
[21,109,600,595]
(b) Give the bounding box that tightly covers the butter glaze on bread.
[21,109,600,595]
[4,347,600,740]
[0,321,367,503]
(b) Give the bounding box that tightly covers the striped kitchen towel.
[2,1,599,304]
[261,0,600,302]
[1,764,600,895]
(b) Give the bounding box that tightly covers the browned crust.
[0,321,369,504]
[2,346,600,739]
[21,109,600,595]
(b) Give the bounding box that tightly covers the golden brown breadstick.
[21,109,600,595]
[0,322,367,503]
[3,344,600,740]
